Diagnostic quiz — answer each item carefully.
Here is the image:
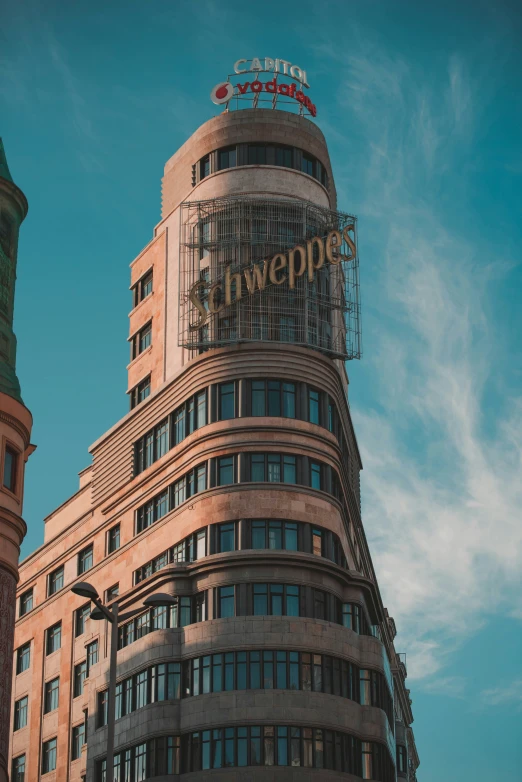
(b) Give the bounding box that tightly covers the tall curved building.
[9,86,419,782]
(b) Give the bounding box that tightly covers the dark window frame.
[48,566,64,596]
[19,588,33,617]
[78,544,94,575]
[107,524,120,554]
[44,677,59,714]
[16,642,31,674]
[46,622,62,655]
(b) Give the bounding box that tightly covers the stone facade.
[0,140,35,782]
[8,109,419,782]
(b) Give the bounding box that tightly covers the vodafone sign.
[211,57,317,117]
[210,82,234,105]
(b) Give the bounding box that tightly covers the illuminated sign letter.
[342,224,357,260]
[244,260,270,294]
[307,236,325,282]
[251,57,262,71]
[189,281,208,331]
[225,265,242,306]
[208,281,225,314]
[288,245,307,288]
[269,253,288,285]
[326,230,342,264]
[234,59,247,73]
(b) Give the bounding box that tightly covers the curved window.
[196,143,329,189]
[118,593,206,649]
[97,731,393,781]
[133,519,349,586]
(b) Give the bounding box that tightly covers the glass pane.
[252,381,265,416]
[252,520,266,548]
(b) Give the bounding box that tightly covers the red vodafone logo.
[210,82,234,105]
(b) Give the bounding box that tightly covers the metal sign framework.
[221,69,315,117]
[178,196,361,361]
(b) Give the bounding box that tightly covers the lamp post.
[71,582,177,782]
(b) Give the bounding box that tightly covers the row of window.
[97,729,393,781]
[14,640,99,730]
[97,650,393,729]
[19,528,120,614]
[135,452,340,537]
[133,379,343,475]
[194,143,329,189]
[134,519,347,584]
[12,720,87,779]
[117,584,372,650]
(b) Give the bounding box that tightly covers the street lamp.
[71,581,177,782]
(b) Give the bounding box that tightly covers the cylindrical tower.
[0,139,34,782]
[86,107,399,782]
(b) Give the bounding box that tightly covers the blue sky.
[2,0,522,778]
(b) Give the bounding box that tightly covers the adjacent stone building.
[8,104,419,782]
[0,139,35,782]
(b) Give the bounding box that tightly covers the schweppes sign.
[189,225,356,331]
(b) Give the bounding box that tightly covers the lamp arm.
[91,596,114,622]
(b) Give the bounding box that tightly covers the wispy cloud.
[315,34,522,681]
[480,679,522,707]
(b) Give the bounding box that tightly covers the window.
[106,583,119,601]
[19,588,33,616]
[74,661,87,697]
[301,152,314,176]
[130,375,151,409]
[247,144,266,165]
[180,726,392,775]
[218,382,235,420]
[14,696,28,729]
[73,605,89,638]
[200,155,210,179]
[217,522,235,552]
[217,456,234,485]
[251,520,298,551]
[107,524,120,554]
[12,755,25,782]
[275,146,293,168]
[134,416,170,474]
[78,544,93,575]
[44,678,59,713]
[3,445,17,492]
[87,640,99,670]
[131,321,152,360]
[217,146,236,170]
[312,528,323,556]
[251,380,296,418]
[308,388,320,424]
[97,736,181,780]
[250,453,296,484]
[48,566,64,596]
[118,594,206,650]
[42,738,57,774]
[46,622,61,655]
[132,270,153,307]
[217,586,235,618]
[16,643,30,673]
[397,745,407,773]
[135,462,206,529]
[310,461,322,490]
[253,584,300,617]
[72,723,86,760]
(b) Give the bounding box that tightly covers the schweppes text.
[189,226,356,331]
